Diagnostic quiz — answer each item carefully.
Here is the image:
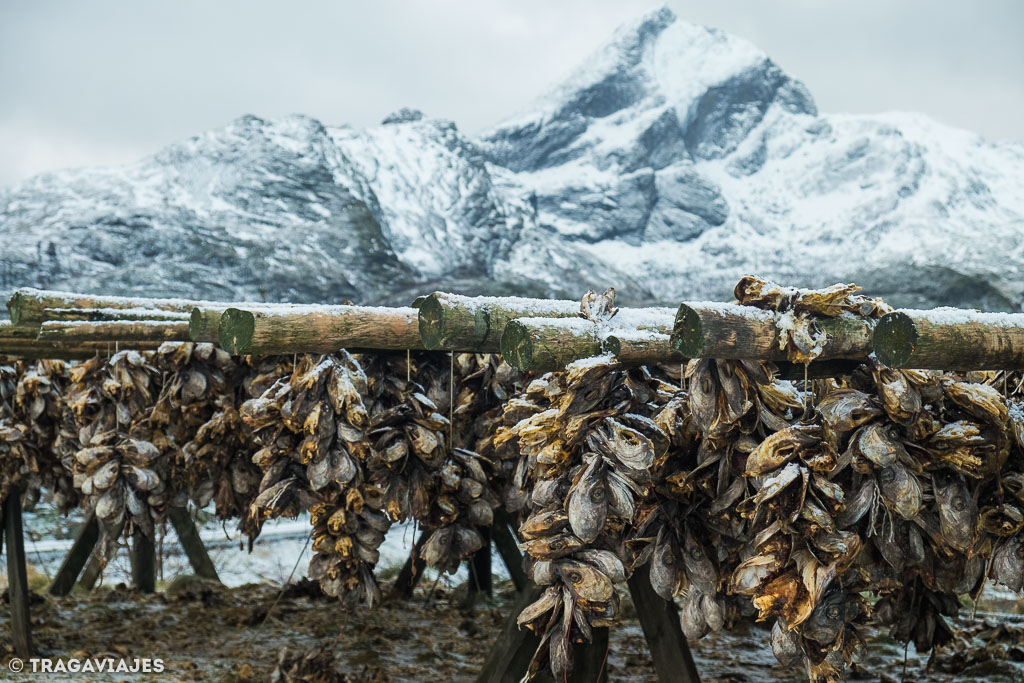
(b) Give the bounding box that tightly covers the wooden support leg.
[79,518,126,591]
[627,566,701,683]
[131,527,156,593]
[491,510,528,592]
[4,494,34,658]
[570,626,609,683]
[476,583,545,683]
[469,526,493,598]
[48,513,100,596]
[392,530,428,598]
[476,582,609,683]
[167,507,219,582]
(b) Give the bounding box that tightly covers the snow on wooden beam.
[873,308,1024,369]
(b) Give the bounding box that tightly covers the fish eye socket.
[590,487,606,503]
[880,469,896,484]
[887,427,900,440]
[662,549,675,565]
[826,606,840,619]
[952,496,966,511]
[567,570,582,583]
[549,539,563,550]
[700,378,712,393]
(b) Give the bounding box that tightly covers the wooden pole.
[392,531,429,598]
[48,513,100,596]
[571,628,610,683]
[0,341,162,360]
[476,584,546,683]
[491,510,528,592]
[476,582,609,683]
[602,330,686,366]
[131,527,157,593]
[41,307,191,322]
[6,288,210,326]
[670,302,873,361]
[37,320,191,343]
[217,305,422,355]
[627,566,701,683]
[501,309,675,372]
[189,303,314,343]
[468,526,493,600]
[80,519,126,591]
[418,292,579,353]
[873,309,1024,369]
[501,317,600,372]
[167,507,220,582]
[3,494,33,657]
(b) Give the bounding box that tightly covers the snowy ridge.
[1,7,1022,310]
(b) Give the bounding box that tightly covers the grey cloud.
[0,0,1021,186]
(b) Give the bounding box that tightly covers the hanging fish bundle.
[64,350,169,536]
[501,354,682,679]
[0,357,77,511]
[151,342,262,521]
[239,351,393,602]
[499,278,1024,683]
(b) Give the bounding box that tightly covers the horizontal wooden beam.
[418,292,580,353]
[501,309,675,371]
[873,309,1024,369]
[217,305,422,355]
[41,307,190,323]
[670,302,873,361]
[37,320,191,343]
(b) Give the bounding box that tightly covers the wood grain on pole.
[131,527,157,593]
[392,531,429,598]
[217,306,422,355]
[628,566,701,683]
[79,519,126,591]
[48,513,100,596]
[873,309,1024,369]
[167,507,220,582]
[418,292,579,353]
[671,302,873,361]
[37,320,191,343]
[4,494,34,657]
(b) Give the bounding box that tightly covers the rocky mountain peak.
[1,10,1022,311]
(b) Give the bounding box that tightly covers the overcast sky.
[1,0,1022,186]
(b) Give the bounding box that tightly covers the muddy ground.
[3,576,1024,682]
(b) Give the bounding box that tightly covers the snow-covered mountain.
[2,7,1023,309]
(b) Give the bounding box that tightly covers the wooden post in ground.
[392,531,429,598]
[491,510,528,592]
[48,513,100,596]
[627,566,701,683]
[131,528,157,593]
[467,526,493,602]
[571,627,610,683]
[468,528,493,593]
[3,493,33,657]
[167,507,220,582]
[476,584,546,683]
[476,582,610,682]
[79,519,126,591]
